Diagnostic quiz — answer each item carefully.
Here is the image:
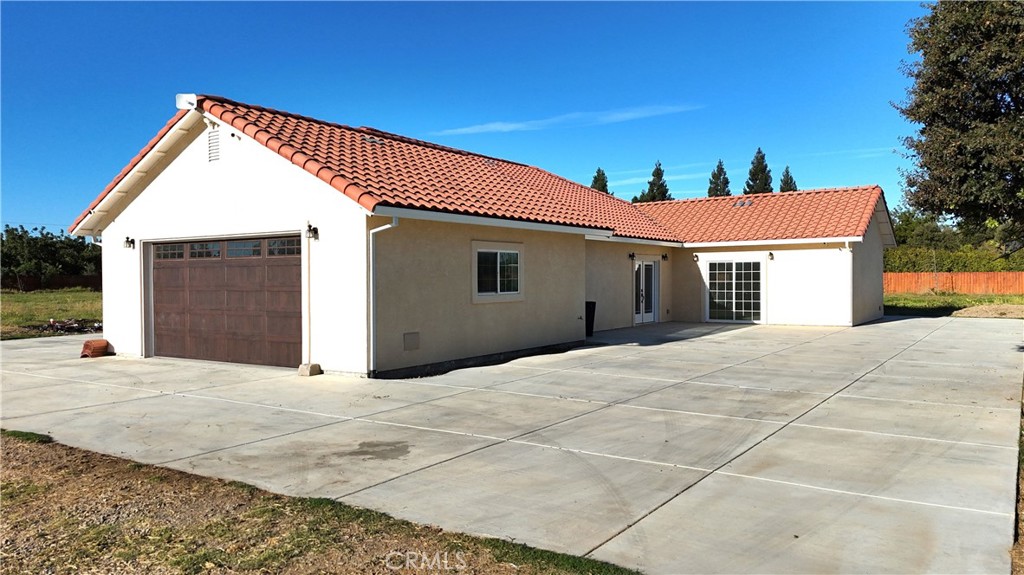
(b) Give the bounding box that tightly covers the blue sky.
[1,1,926,233]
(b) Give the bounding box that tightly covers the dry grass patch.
[0,430,636,575]
[0,288,102,339]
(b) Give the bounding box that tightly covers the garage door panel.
[265,342,301,369]
[225,313,265,336]
[154,288,187,308]
[225,290,266,311]
[153,236,301,368]
[266,313,301,337]
[225,265,265,288]
[266,264,300,287]
[266,290,300,312]
[154,267,186,288]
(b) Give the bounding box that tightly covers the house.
[70,94,895,377]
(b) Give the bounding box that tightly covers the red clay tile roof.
[71,95,889,246]
[196,95,678,242]
[636,186,887,243]
[69,110,188,233]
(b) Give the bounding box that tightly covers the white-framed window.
[471,241,524,303]
[708,260,762,322]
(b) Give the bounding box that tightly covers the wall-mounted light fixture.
[661,253,669,261]
[768,251,774,261]
[692,253,699,262]
[628,252,636,261]
[123,237,135,249]
[306,224,319,240]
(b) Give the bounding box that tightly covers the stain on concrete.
[340,441,410,460]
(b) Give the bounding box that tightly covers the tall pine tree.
[707,160,731,197]
[779,166,798,192]
[590,167,609,193]
[632,161,672,203]
[743,148,773,194]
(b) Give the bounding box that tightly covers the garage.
[151,236,302,367]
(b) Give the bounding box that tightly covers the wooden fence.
[884,272,1024,295]
[1,274,101,292]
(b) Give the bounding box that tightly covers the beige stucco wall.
[672,249,704,322]
[100,118,369,372]
[679,243,854,326]
[852,218,885,325]
[372,217,587,372]
[584,241,675,331]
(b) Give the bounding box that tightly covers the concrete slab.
[0,380,160,419]
[721,425,1016,513]
[572,357,733,382]
[189,376,465,419]
[489,370,677,403]
[412,363,548,388]
[692,365,860,394]
[843,373,1021,409]
[625,381,827,423]
[343,441,707,556]
[2,318,1020,574]
[589,472,1011,574]
[167,420,497,499]
[519,403,782,470]
[369,389,600,439]
[798,394,1019,446]
[3,393,342,464]
[871,358,1021,385]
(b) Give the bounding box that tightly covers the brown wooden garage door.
[152,237,301,367]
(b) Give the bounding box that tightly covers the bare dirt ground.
[0,435,633,574]
[953,304,1024,319]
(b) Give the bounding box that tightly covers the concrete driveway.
[2,317,1021,574]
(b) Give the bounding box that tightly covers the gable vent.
[207,127,221,162]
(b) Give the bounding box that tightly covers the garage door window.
[189,242,221,259]
[268,238,301,256]
[155,244,184,259]
[227,240,261,258]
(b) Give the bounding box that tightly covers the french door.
[634,261,657,324]
[708,261,762,322]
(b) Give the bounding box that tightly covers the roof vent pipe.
[175,93,197,110]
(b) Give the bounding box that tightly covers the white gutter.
[368,216,399,376]
[584,234,683,248]
[683,236,863,248]
[373,206,611,237]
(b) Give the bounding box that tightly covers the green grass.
[1,429,54,443]
[0,288,101,339]
[884,292,1024,317]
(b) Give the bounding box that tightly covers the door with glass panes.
[707,261,762,322]
[634,261,657,324]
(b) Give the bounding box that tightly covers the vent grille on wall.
[208,128,220,162]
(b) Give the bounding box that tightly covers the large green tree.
[590,167,609,193]
[779,166,797,192]
[707,160,731,197]
[0,225,101,290]
[632,161,672,203]
[743,148,773,194]
[897,1,1024,247]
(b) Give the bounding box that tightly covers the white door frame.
[633,259,658,324]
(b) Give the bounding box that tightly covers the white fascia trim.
[585,234,683,248]
[683,236,864,248]
[71,110,201,237]
[373,206,612,237]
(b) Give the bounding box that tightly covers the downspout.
[368,217,399,377]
